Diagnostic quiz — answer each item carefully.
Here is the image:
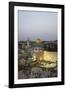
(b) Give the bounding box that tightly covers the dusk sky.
[18,10,58,41]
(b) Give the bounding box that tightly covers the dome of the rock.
[36,38,42,44]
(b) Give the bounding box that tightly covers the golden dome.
[36,38,42,43]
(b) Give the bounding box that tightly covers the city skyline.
[18,10,58,41]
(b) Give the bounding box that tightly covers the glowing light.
[32,50,57,68]
[40,57,42,60]
[43,51,57,63]
[33,54,36,61]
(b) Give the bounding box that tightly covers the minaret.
[27,38,30,48]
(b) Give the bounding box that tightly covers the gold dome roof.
[36,38,42,43]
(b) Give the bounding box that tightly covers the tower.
[26,38,30,48]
